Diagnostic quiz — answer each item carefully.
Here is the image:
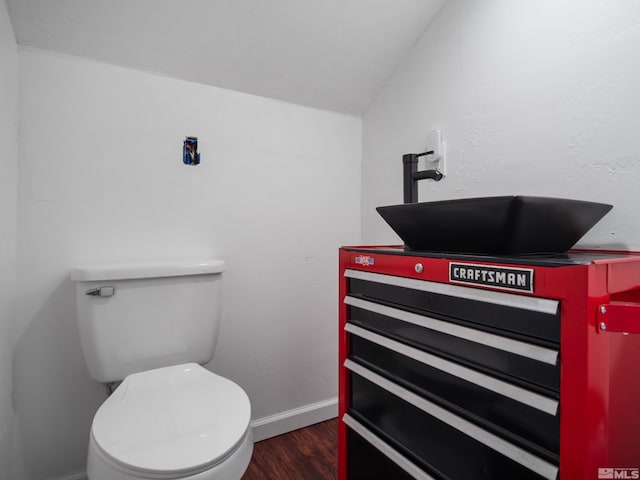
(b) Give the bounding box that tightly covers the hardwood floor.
[242,418,338,480]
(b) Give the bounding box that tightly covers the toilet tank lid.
[70,259,225,281]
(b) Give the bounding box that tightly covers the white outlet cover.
[425,130,441,159]
[421,130,446,176]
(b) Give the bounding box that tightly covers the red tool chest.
[338,246,640,480]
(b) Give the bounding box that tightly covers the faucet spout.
[403,152,443,204]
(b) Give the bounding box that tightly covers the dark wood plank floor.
[242,418,338,480]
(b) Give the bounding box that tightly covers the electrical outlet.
[422,129,446,177]
[438,142,447,176]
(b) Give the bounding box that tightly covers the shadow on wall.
[13,277,105,479]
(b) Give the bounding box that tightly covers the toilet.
[71,260,253,480]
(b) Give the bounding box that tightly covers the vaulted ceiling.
[6,0,445,114]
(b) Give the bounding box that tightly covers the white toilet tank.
[71,259,225,383]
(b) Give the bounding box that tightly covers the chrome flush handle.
[85,286,116,297]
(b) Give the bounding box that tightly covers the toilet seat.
[91,363,251,478]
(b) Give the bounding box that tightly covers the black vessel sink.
[376,196,612,255]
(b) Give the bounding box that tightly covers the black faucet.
[403,152,443,204]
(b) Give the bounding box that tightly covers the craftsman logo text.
[449,262,534,293]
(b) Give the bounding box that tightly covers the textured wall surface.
[363,0,640,250]
[0,1,18,477]
[15,48,361,478]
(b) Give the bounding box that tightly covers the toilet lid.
[92,363,251,476]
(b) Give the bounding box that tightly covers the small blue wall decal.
[183,137,200,166]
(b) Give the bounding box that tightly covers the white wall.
[0,1,18,477]
[15,48,361,478]
[363,0,640,249]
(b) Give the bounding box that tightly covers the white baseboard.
[250,397,338,442]
[48,472,87,480]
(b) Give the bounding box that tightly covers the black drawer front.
[350,372,555,480]
[349,305,560,395]
[348,277,559,344]
[349,335,560,458]
[347,428,416,480]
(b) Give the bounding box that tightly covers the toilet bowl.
[87,363,253,480]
